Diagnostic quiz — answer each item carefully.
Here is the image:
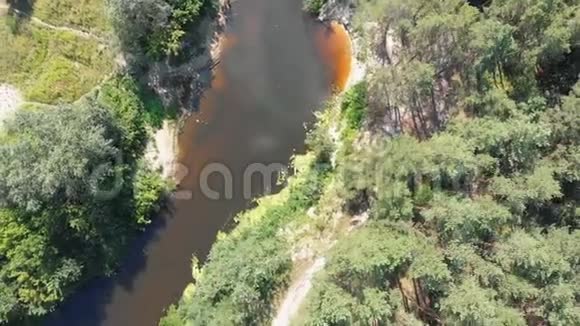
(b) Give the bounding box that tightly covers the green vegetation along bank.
[162,0,580,325]
[0,0,219,324]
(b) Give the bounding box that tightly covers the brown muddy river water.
[45,0,351,325]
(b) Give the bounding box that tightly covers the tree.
[0,104,119,212]
[441,278,526,325]
[423,194,513,244]
[489,0,575,63]
[449,114,552,174]
[106,0,172,55]
[106,0,216,57]
[0,75,169,323]
[0,209,82,321]
[468,19,518,89]
[302,222,450,325]
[544,81,580,146]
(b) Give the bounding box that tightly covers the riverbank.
[146,0,231,183]
[158,17,361,325]
[44,0,340,324]
[0,1,235,324]
[271,21,366,325]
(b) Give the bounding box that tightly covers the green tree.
[107,0,216,57]
[106,0,172,55]
[468,19,518,89]
[441,278,526,325]
[0,104,119,212]
[423,194,513,244]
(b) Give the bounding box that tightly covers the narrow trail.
[272,257,326,326]
[0,4,106,42]
[271,213,370,326]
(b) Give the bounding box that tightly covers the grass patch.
[340,81,367,131]
[34,0,110,34]
[0,17,113,103]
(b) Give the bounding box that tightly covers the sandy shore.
[346,37,366,88]
[145,120,179,181]
[145,0,231,182]
[0,84,23,126]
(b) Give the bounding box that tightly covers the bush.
[303,0,327,15]
[133,166,169,227]
[97,76,148,157]
[340,81,367,131]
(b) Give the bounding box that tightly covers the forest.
[162,0,580,325]
[0,0,579,324]
[0,0,215,324]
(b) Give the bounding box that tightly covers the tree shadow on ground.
[8,0,34,14]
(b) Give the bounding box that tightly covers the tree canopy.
[0,77,169,324]
[106,0,218,58]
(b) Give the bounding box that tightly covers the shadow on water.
[44,0,352,325]
[44,207,175,326]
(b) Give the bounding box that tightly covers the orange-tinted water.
[316,22,353,91]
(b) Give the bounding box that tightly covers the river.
[44,0,351,325]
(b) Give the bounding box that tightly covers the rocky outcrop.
[319,0,355,27]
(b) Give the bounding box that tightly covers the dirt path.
[0,3,105,42]
[272,257,326,326]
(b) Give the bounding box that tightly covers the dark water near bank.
[45,0,350,325]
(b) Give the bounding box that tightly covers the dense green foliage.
[303,0,327,15]
[341,81,367,131]
[299,0,580,324]
[165,0,579,325]
[106,0,218,57]
[0,75,169,324]
[0,0,214,322]
[303,222,451,325]
[160,154,331,326]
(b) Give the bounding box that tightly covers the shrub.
[340,81,367,131]
[303,0,327,15]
